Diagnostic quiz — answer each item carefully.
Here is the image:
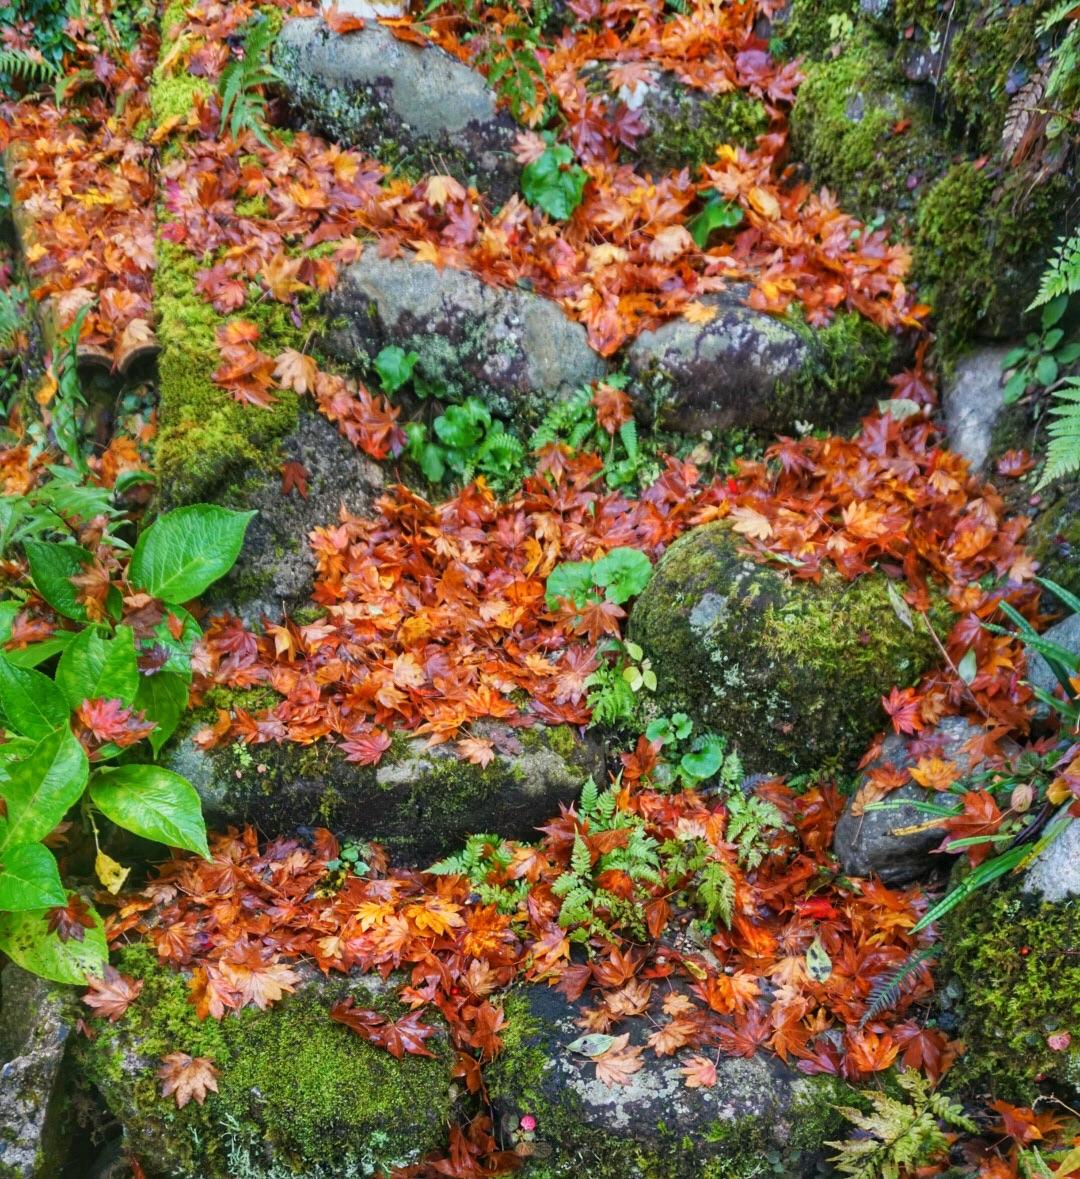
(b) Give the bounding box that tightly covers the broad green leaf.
[1035,353,1059,387]
[1056,342,1080,364]
[1041,294,1068,329]
[1002,370,1028,404]
[129,505,255,604]
[0,843,66,910]
[957,647,978,684]
[89,765,210,858]
[806,935,832,982]
[0,600,19,642]
[23,540,93,621]
[0,726,88,852]
[592,547,653,604]
[0,653,70,738]
[689,194,743,248]
[680,743,723,782]
[148,605,202,682]
[521,145,588,221]
[56,625,139,709]
[566,1033,618,1057]
[0,901,107,983]
[134,671,189,755]
[545,560,597,610]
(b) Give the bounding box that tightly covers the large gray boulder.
[625,295,895,435]
[833,715,1009,885]
[273,19,521,204]
[166,719,603,864]
[1024,612,1080,705]
[487,982,848,1178]
[322,253,608,423]
[942,346,1010,474]
[0,964,76,1179]
[1024,819,1080,904]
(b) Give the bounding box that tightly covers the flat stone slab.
[322,252,609,423]
[274,18,521,204]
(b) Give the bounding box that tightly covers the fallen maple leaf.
[729,506,773,541]
[592,1033,645,1086]
[280,459,310,498]
[681,1054,718,1088]
[83,965,144,1022]
[158,1053,220,1108]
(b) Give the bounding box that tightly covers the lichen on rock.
[629,522,949,775]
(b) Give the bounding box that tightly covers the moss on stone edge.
[76,944,455,1177]
[941,878,1080,1104]
[788,31,948,225]
[630,522,950,776]
[1027,480,1080,601]
[639,88,770,174]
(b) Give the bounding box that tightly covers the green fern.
[859,945,939,1027]
[218,16,280,147]
[0,49,61,85]
[827,1071,976,1179]
[1029,230,1080,310]
[1038,376,1080,488]
[0,285,26,353]
[697,860,736,928]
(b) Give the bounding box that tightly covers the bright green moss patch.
[77,945,455,1177]
[639,88,770,173]
[941,879,1080,1103]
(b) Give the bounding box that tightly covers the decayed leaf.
[158,1053,220,1108]
[592,1033,645,1086]
[83,965,144,1022]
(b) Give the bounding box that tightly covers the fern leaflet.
[1038,376,1080,488]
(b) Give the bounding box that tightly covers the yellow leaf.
[748,185,781,221]
[96,849,131,895]
[682,301,717,325]
[35,372,58,407]
[729,506,773,541]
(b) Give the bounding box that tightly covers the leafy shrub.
[405,397,526,490]
[0,505,254,982]
[521,141,588,220]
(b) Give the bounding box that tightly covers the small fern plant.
[219,16,280,147]
[0,48,61,88]
[1029,229,1080,310]
[827,1070,976,1179]
[1039,375,1080,487]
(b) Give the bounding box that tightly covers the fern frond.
[1029,230,1080,309]
[0,49,61,84]
[619,417,638,462]
[1038,377,1080,488]
[860,945,939,1026]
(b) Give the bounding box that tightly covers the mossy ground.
[77,944,455,1178]
[941,878,1080,1103]
[639,87,769,173]
[630,522,950,775]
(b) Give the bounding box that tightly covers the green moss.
[775,0,862,58]
[77,945,454,1177]
[1028,480,1080,601]
[640,88,769,173]
[913,163,1066,353]
[631,523,949,774]
[788,32,948,224]
[941,877,1080,1102]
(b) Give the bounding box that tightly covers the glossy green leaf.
[23,540,93,621]
[129,505,255,604]
[592,547,653,604]
[0,843,66,911]
[89,765,210,858]
[545,560,597,610]
[56,625,139,709]
[0,726,88,852]
[0,901,107,983]
[134,671,189,755]
[0,653,70,738]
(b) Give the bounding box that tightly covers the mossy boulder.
[629,522,949,775]
[77,945,455,1179]
[486,984,851,1178]
[322,253,608,427]
[273,19,521,202]
[1028,479,1080,601]
[626,294,896,435]
[941,869,1080,1104]
[0,965,77,1179]
[165,718,604,864]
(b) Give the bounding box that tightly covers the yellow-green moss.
[77,944,455,1177]
[639,89,770,173]
[788,32,948,224]
[773,0,863,58]
[941,877,1080,1102]
[630,523,950,774]
[1028,481,1080,600]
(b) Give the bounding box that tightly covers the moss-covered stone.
[788,31,949,225]
[629,522,950,775]
[77,944,455,1178]
[635,86,770,174]
[941,875,1080,1103]
[487,986,851,1178]
[1027,479,1080,601]
[165,719,603,864]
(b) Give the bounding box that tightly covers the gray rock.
[166,720,603,864]
[625,291,895,435]
[205,406,384,627]
[487,982,846,1176]
[1024,612,1080,702]
[1023,818,1080,903]
[942,346,1011,473]
[273,18,521,204]
[322,252,608,423]
[833,715,1011,885]
[0,964,76,1179]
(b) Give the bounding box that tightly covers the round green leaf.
[0,653,71,739]
[129,505,255,604]
[89,765,210,858]
[592,548,653,604]
[57,625,139,710]
[0,901,107,984]
[0,843,67,911]
[545,560,597,610]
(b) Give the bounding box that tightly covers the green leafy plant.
[0,46,62,87]
[1036,3,1080,148]
[521,140,588,221]
[429,833,530,912]
[826,1070,976,1179]
[585,638,655,728]
[405,397,526,491]
[645,714,745,792]
[545,547,653,610]
[1029,228,1080,309]
[218,15,280,147]
[1001,295,1080,405]
[1039,374,1080,487]
[373,345,419,396]
[688,189,744,249]
[660,834,736,929]
[0,504,254,982]
[551,777,662,942]
[724,791,787,869]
